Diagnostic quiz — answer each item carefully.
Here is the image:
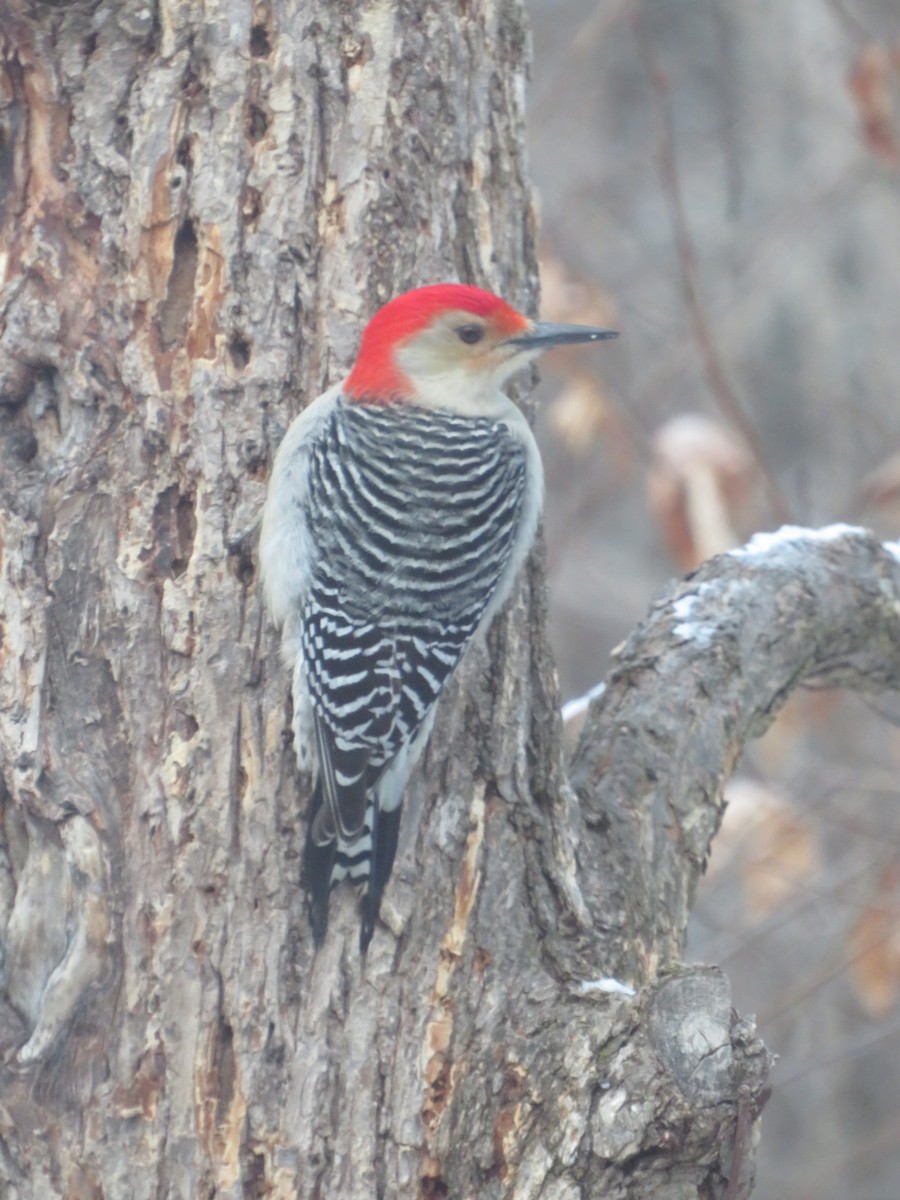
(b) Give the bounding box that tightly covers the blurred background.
[525,2,900,1197]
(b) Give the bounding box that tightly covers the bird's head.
[344,284,617,414]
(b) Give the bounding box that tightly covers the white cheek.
[396,333,538,414]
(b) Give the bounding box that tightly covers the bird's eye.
[456,324,485,346]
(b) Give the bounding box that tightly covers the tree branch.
[567,525,900,984]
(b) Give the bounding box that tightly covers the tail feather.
[303,778,403,951]
[303,780,336,946]
[359,804,401,954]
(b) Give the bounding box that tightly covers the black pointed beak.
[507,321,619,351]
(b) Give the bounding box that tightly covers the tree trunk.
[2,3,898,1197]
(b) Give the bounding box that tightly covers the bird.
[259,283,617,950]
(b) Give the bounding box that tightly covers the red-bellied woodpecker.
[260,283,617,949]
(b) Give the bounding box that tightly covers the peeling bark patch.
[490,1064,527,1182]
[112,1041,166,1119]
[421,784,486,1142]
[198,1013,249,1189]
[421,1050,453,1133]
[20,52,69,213]
[186,224,226,362]
[341,32,372,75]
[438,782,486,964]
[317,177,345,246]
[159,219,198,349]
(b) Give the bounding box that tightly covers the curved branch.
[568,525,900,983]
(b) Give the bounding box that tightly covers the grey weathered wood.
[569,527,900,988]
[2,0,898,1195]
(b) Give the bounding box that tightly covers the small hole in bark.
[238,437,267,479]
[250,24,271,57]
[229,335,251,369]
[113,109,133,156]
[241,186,263,227]
[158,220,199,348]
[228,541,256,587]
[242,1149,267,1198]
[419,1180,449,1199]
[213,1019,236,1120]
[150,485,197,578]
[6,431,38,463]
[247,104,269,143]
[173,492,197,578]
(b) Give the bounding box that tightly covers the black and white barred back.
[301,397,527,948]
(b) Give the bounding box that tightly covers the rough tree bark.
[1,3,898,1198]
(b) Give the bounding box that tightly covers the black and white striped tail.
[303,780,402,952]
